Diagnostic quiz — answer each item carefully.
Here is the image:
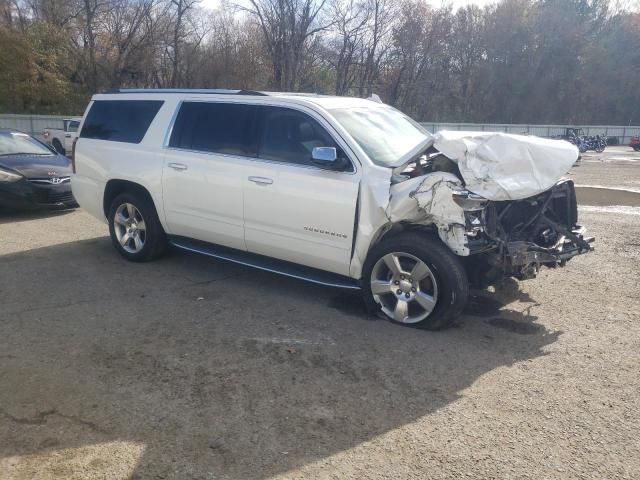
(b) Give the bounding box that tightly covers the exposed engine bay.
[381,132,594,286]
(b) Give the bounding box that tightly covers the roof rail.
[103,88,268,96]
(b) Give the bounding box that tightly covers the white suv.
[71,89,593,329]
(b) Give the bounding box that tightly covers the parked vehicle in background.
[43,117,81,155]
[630,135,640,151]
[72,89,593,330]
[555,127,587,153]
[0,129,77,210]
[583,134,607,153]
[556,127,585,141]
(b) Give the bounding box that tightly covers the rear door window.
[80,100,163,143]
[169,102,257,157]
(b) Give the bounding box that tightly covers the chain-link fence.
[1,113,638,145]
[420,122,640,145]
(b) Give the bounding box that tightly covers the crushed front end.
[460,179,594,286]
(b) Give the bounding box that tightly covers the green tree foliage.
[0,23,83,113]
[0,0,639,123]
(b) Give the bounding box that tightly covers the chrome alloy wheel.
[370,252,439,324]
[113,203,146,254]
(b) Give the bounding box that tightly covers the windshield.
[0,131,53,156]
[329,106,431,166]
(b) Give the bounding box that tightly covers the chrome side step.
[169,236,361,290]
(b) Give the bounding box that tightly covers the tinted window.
[258,107,342,167]
[67,120,80,133]
[80,100,163,143]
[169,102,256,156]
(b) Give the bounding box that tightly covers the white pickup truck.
[43,117,81,155]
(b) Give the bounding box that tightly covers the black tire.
[362,232,469,330]
[108,191,167,262]
[52,139,65,155]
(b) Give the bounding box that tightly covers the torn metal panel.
[349,130,589,280]
[433,131,579,201]
[389,172,469,255]
[350,167,393,278]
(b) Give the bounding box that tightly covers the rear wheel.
[108,192,167,262]
[362,232,469,330]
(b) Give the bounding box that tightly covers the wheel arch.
[103,179,156,218]
[369,222,439,251]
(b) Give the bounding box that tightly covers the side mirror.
[311,147,348,171]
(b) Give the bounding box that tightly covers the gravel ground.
[570,146,640,190]
[1,154,639,479]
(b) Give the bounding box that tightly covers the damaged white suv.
[71,89,593,329]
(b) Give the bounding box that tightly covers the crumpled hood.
[0,153,71,179]
[433,131,579,201]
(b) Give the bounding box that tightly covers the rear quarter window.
[80,100,164,143]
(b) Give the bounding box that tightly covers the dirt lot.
[1,147,639,479]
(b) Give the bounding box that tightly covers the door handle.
[65,134,71,138]
[248,176,273,185]
[168,162,188,171]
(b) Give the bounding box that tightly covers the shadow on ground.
[0,238,559,479]
[0,208,75,225]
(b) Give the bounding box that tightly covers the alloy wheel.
[370,252,439,323]
[113,203,147,254]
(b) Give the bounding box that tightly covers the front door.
[243,106,360,276]
[162,101,256,250]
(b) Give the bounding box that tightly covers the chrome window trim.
[163,145,358,176]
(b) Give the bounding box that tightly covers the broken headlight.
[451,189,488,211]
[0,167,23,182]
[452,189,489,239]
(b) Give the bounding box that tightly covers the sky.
[199,0,497,11]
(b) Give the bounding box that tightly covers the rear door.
[162,101,256,250]
[242,106,360,276]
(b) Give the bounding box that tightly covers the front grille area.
[29,177,71,185]
[490,180,578,239]
[32,187,75,205]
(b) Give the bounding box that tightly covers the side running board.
[169,236,362,290]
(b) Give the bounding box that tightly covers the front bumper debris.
[465,179,593,283]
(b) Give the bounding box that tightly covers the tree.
[243,0,331,90]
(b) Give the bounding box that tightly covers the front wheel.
[362,232,469,330]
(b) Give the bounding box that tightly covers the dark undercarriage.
[464,180,594,287]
